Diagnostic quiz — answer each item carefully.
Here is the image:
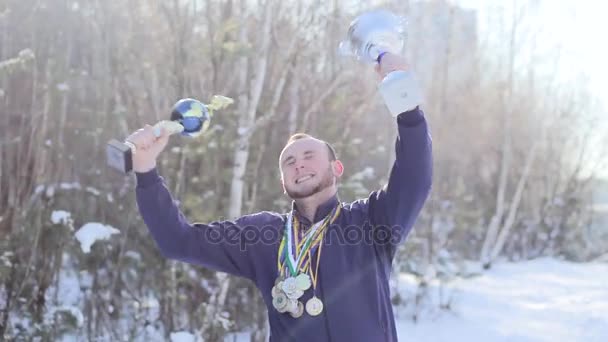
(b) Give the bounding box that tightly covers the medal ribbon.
[285,217,323,276]
[277,205,341,277]
[294,205,341,271]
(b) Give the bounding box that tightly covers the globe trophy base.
[106,139,134,174]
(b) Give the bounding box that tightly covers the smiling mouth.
[295,174,314,184]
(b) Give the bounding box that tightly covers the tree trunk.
[490,139,539,261]
[480,0,519,268]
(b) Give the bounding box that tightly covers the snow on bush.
[74,222,120,253]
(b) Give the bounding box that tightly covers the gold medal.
[272,293,288,313]
[295,273,312,291]
[289,301,304,318]
[305,296,324,316]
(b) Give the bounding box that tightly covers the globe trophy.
[106,96,233,173]
[339,9,422,115]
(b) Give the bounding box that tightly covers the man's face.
[279,138,343,199]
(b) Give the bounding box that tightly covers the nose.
[294,162,305,174]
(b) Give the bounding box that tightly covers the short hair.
[285,133,337,161]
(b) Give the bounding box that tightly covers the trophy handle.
[151,120,184,138]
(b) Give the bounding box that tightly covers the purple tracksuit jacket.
[135,107,432,341]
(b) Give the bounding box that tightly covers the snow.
[56,83,70,91]
[74,222,120,253]
[141,296,160,309]
[59,182,82,190]
[124,250,142,262]
[224,332,250,341]
[37,182,100,199]
[47,306,84,328]
[395,258,608,342]
[85,186,101,196]
[14,251,606,341]
[349,166,375,181]
[237,127,248,136]
[170,331,197,342]
[51,210,72,225]
[595,253,608,262]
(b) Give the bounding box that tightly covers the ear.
[332,160,344,178]
[280,176,287,194]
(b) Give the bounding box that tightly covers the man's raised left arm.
[367,53,433,253]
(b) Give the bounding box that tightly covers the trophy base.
[106,139,133,173]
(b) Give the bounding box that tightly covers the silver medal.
[271,284,283,298]
[289,301,304,318]
[286,288,304,300]
[286,298,298,314]
[272,293,288,313]
[305,296,324,316]
[282,277,298,295]
[295,273,312,291]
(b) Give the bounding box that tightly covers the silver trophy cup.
[339,9,407,64]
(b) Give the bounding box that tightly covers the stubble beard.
[286,165,334,200]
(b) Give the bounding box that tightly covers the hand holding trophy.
[106,96,233,173]
[339,9,422,116]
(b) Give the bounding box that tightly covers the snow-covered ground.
[394,258,608,342]
[27,246,608,341]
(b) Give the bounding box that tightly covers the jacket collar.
[291,193,340,226]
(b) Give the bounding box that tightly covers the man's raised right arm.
[135,168,269,281]
[126,125,269,281]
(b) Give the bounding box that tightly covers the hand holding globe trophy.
[106,95,233,173]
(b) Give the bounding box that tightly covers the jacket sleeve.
[367,107,432,257]
[135,169,271,282]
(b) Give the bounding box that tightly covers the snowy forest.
[1,0,607,341]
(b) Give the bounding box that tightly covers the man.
[128,53,432,341]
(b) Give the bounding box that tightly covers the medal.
[282,277,298,294]
[273,293,288,313]
[286,298,298,314]
[295,273,311,291]
[274,205,341,317]
[289,301,304,318]
[305,296,324,316]
[286,288,304,300]
[271,283,283,298]
[282,277,303,299]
